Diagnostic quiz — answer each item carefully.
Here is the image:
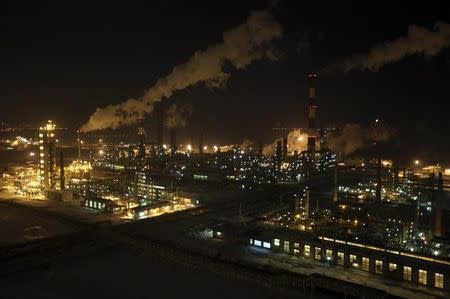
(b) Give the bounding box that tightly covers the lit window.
[274,239,280,246]
[326,249,333,261]
[294,242,299,248]
[419,269,427,285]
[403,266,412,281]
[435,273,444,289]
[283,241,290,253]
[375,260,383,274]
[389,263,397,272]
[304,245,310,257]
[350,254,358,268]
[315,247,322,260]
[362,257,370,271]
[293,249,300,255]
[254,240,262,246]
[337,252,344,265]
[249,239,253,245]
[263,242,271,249]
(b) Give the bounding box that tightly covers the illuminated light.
[263,242,271,249]
[203,145,208,150]
[414,160,420,165]
[186,144,192,152]
[98,149,105,156]
[29,152,35,157]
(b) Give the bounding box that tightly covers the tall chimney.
[154,102,164,148]
[170,128,177,155]
[376,157,382,202]
[77,130,81,160]
[257,140,263,156]
[307,73,318,156]
[59,151,65,190]
[199,133,204,154]
[276,139,282,168]
[332,160,338,202]
[282,136,288,159]
[137,127,146,158]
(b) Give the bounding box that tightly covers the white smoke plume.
[263,129,308,156]
[329,122,394,155]
[329,124,365,156]
[326,21,450,72]
[165,103,193,128]
[81,10,282,132]
[218,139,255,153]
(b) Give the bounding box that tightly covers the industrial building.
[39,120,56,190]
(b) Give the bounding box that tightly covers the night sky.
[1,1,450,162]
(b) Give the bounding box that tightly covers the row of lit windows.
[272,238,444,289]
[250,239,271,249]
[86,200,105,210]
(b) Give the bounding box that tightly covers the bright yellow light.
[297,136,304,142]
[203,146,208,150]
[186,144,192,151]
[29,152,35,157]
[415,160,420,165]
[98,149,105,156]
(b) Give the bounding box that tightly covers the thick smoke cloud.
[326,21,450,72]
[263,129,308,156]
[329,124,365,155]
[165,103,193,128]
[81,10,282,131]
[329,123,394,155]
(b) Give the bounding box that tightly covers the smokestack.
[376,158,382,202]
[276,139,282,168]
[332,160,338,202]
[307,73,318,155]
[77,130,81,160]
[137,127,146,158]
[170,128,177,155]
[304,186,310,218]
[282,136,288,159]
[59,151,65,191]
[199,133,204,154]
[432,172,443,239]
[154,102,164,148]
[257,140,263,156]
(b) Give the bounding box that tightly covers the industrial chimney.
[282,136,288,159]
[376,157,382,202]
[307,73,318,156]
[137,127,146,158]
[170,128,177,155]
[59,151,65,190]
[276,139,282,168]
[332,160,338,202]
[199,133,204,154]
[154,102,164,148]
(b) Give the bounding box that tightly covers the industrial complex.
[0,73,449,299]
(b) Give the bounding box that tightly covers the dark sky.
[1,0,450,162]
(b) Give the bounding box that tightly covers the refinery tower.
[39,120,57,190]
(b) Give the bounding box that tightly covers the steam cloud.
[326,21,450,72]
[165,103,193,128]
[263,129,309,156]
[329,123,394,155]
[81,10,282,131]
